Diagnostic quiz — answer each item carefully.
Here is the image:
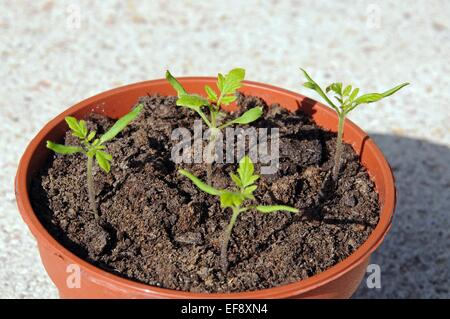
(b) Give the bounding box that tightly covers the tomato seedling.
[300,68,409,181]
[179,156,298,272]
[167,68,263,184]
[46,104,143,218]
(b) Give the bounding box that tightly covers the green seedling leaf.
[230,173,243,187]
[220,107,263,129]
[87,131,96,142]
[79,120,88,137]
[166,70,187,96]
[178,169,221,196]
[220,191,246,208]
[327,83,343,96]
[300,68,339,112]
[237,156,256,188]
[354,93,384,104]
[343,85,352,96]
[381,82,410,98]
[243,185,257,195]
[256,205,299,213]
[221,68,245,95]
[99,104,143,144]
[304,82,316,90]
[349,87,359,101]
[205,85,218,102]
[86,149,97,158]
[178,155,298,273]
[246,175,260,186]
[176,94,209,111]
[354,82,410,105]
[217,73,225,91]
[219,95,237,105]
[48,106,141,218]
[335,83,343,95]
[95,150,112,173]
[65,116,79,131]
[300,68,409,183]
[46,141,83,154]
[65,116,86,138]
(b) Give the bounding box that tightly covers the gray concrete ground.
[0,0,448,298]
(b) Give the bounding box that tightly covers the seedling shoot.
[46,104,144,219]
[300,68,409,182]
[179,156,299,272]
[166,68,263,184]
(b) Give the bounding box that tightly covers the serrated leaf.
[220,107,263,129]
[220,68,245,95]
[204,85,218,102]
[95,151,111,173]
[256,205,299,213]
[179,169,221,196]
[237,156,258,188]
[99,104,143,144]
[166,70,187,96]
[46,141,83,155]
[65,116,79,131]
[65,116,84,138]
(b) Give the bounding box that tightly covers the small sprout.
[46,104,144,219]
[300,68,409,182]
[179,156,299,272]
[166,68,263,184]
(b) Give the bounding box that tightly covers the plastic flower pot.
[15,78,395,299]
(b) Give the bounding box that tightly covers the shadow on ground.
[353,134,449,298]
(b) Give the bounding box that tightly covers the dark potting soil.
[30,93,380,293]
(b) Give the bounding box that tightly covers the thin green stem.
[220,207,240,273]
[87,155,98,219]
[196,110,212,128]
[332,113,346,182]
[206,124,218,185]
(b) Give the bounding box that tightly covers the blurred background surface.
[0,0,448,298]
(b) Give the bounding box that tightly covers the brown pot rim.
[15,77,396,298]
